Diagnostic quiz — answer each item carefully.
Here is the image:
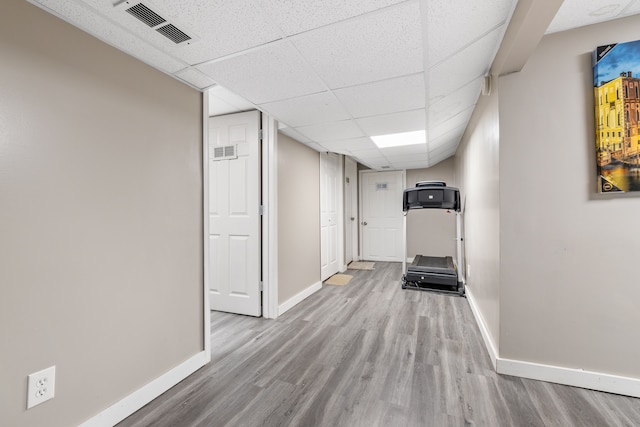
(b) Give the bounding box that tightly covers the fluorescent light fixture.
[371,130,426,148]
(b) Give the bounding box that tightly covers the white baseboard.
[278,281,322,316]
[406,256,414,263]
[465,288,640,397]
[497,358,640,398]
[464,287,498,370]
[79,351,208,427]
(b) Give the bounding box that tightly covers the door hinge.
[259,281,264,291]
[259,129,264,140]
[259,205,265,215]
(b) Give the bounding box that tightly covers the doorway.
[208,110,262,317]
[359,170,405,262]
[344,156,358,264]
[320,152,342,280]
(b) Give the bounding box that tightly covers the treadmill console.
[403,181,460,211]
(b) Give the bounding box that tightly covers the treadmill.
[401,181,465,296]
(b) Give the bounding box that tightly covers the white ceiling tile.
[427,0,515,65]
[380,143,428,156]
[305,142,327,152]
[174,67,215,89]
[429,128,465,150]
[386,153,429,163]
[196,41,327,104]
[209,96,246,117]
[320,137,378,152]
[429,32,502,99]
[356,109,425,136]
[333,73,425,118]
[391,159,431,170]
[259,92,350,127]
[427,153,453,166]
[279,127,314,144]
[348,147,386,157]
[291,1,423,89]
[258,0,407,36]
[429,143,457,157]
[209,86,256,111]
[429,98,475,130]
[429,77,483,110]
[36,0,187,73]
[429,115,468,141]
[620,0,640,16]
[295,120,364,142]
[547,0,637,34]
[123,0,282,64]
[320,145,353,156]
[353,158,389,169]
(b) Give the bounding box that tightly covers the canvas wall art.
[593,40,640,192]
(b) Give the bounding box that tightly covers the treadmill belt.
[409,255,455,275]
[404,254,459,291]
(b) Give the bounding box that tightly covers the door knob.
[350,217,355,221]
[362,221,368,226]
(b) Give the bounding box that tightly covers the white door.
[208,111,261,317]
[344,157,358,264]
[360,170,405,262]
[320,152,340,280]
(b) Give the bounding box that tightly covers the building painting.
[593,41,640,192]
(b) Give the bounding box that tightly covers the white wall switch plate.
[27,366,56,409]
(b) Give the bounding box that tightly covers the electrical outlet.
[27,366,55,409]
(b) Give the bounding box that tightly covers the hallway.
[119,263,640,426]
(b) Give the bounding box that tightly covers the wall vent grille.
[213,145,238,161]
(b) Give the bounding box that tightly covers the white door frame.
[202,91,212,360]
[358,169,406,262]
[338,155,346,272]
[344,156,358,263]
[320,152,346,279]
[202,105,279,350]
[261,115,278,319]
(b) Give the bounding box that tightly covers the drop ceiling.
[28,0,640,170]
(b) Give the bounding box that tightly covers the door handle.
[350,217,355,221]
[362,221,367,226]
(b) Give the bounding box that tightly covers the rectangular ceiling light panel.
[371,130,426,148]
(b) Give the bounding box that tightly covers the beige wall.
[499,16,640,377]
[277,133,321,304]
[454,89,502,350]
[406,158,457,259]
[0,1,203,426]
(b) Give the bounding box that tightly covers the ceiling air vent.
[125,3,166,27]
[116,1,196,46]
[156,23,191,44]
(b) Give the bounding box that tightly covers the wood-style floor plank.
[118,262,640,427]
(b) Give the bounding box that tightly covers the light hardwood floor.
[119,262,640,426]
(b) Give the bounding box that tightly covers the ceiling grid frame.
[27,0,640,170]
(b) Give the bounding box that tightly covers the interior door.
[361,170,404,262]
[344,156,358,264]
[320,152,339,280]
[208,110,261,317]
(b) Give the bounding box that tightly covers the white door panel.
[344,157,357,264]
[320,152,340,280]
[361,170,404,262]
[208,111,261,316]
